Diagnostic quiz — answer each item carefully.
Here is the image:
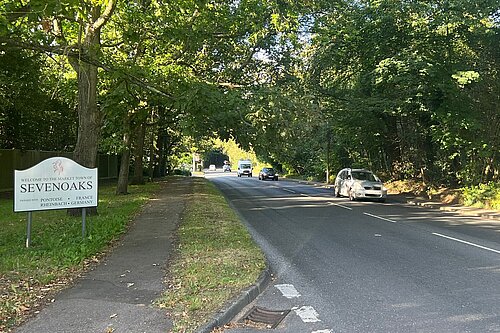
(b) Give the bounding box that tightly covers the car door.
[341,170,352,196]
[335,170,343,196]
[337,170,347,196]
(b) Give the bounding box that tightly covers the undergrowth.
[462,182,500,210]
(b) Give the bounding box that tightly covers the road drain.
[240,306,290,329]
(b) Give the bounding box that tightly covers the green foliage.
[462,182,500,210]
[172,169,192,176]
[1,0,498,189]
[0,49,76,150]
[245,0,500,187]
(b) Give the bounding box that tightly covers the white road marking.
[283,188,296,194]
[363,212,396,223]
[432,232,500,255]
[329,202,352,210]
[275,284,301,298]
[294,306,321,323]
[312,330,332,333]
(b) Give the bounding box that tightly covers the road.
[205,170,500,333]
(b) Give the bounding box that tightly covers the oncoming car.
[208,164,216,171]
[258,167,278,181]
[334,168,387,202]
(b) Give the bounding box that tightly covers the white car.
[334,168,387,202]
[208,164,216,171]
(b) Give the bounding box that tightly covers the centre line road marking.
[363,212,397,223]
[329,202,352,210]
[432,232,500,255]
[275,284,301,298]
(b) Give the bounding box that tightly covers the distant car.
[334,168,387,202]
[237,160,253,177]
[258,167,278,181]
[223,164,231,172]
[208,164,216,171]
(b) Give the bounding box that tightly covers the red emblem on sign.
[53,159,64,175]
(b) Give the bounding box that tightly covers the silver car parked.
[334,168,387,202]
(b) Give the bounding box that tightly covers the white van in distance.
[237,160,252,177]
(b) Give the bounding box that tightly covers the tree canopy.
[1,0,498,187]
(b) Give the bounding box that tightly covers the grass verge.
[0,181,160,332]
[156,177,266,332]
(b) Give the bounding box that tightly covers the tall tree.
[1,0,116,168]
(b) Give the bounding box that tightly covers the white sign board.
[14,157,98,212]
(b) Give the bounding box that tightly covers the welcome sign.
[14,157,98,212]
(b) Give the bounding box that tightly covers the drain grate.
[240,306,290,329]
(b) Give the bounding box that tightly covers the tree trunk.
[157,132,167,177]
[148,130,156,181]
[116,117,132,195]
[130,122,146,185]
[67,13,102,216]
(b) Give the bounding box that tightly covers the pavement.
[11,176,500,333]
[13,177,191,333]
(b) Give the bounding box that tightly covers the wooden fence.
[0,149,118,192]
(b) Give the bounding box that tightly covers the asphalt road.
[206,171,500,333]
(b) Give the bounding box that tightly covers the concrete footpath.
[14,177,193,333]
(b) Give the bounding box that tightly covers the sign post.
[26,212,32,248]
[82,207,87,238]
[14,157,98,247]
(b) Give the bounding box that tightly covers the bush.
[462,182,500,209]
[172,169,192,176]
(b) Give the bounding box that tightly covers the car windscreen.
[351,171,378,182]
[240,164,251,168]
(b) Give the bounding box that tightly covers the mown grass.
[0,182,160,332]
[156,177,266,332]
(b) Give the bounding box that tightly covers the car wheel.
[335,187,341,197]
[275,177,278,181]
[378,198,386,203]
